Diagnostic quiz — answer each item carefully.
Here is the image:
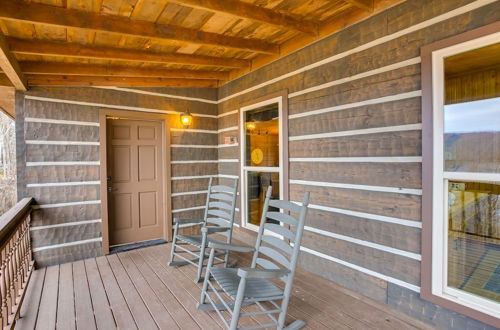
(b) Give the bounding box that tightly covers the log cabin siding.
[16,86,218,267]
[217,0,499,328]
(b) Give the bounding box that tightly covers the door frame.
[239,90,289,232]
[99,109,172,255]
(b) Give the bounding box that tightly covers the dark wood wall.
[16,86,218,267]
[216,0,500,328]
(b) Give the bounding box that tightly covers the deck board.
[16,243,433,330]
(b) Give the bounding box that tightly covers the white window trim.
[431,32,500,319]
[240,96,284,232]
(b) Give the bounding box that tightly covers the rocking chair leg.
[198,249,215,308]
[196,235,207,282]
[283,320,306,330]
[168,225,179,266]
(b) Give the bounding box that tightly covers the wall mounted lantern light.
[180,110,193,128]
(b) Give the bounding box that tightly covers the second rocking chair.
[168,177,239,282]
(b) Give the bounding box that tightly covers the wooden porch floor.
[16,243,432,330]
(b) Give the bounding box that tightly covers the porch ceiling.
[0,0,404,90]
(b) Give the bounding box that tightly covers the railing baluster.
[0,198,35,329]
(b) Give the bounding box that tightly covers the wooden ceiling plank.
[20,61,229,80]
[8,37,250,68]
[168,0,318,35]
[26,75,218,87]
[0,32,27,90]
[344,0,374,12]
[0,0,278,54]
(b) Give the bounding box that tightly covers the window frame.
[421,22,500,327]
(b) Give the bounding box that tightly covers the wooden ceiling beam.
[7,38,250,69]
[26,75,219,88]
[0,32,26,91]
[168,0,318,35]
[0,73,14,87]
[344,0,374,12]
[0,0,278,54]
[20,62,229,80]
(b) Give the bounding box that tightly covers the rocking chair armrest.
[237,268,291,279]
[174,218,204,225]
[201,226,230,234]
[208,242,254,253]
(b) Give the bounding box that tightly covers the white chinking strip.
[24,95,216,118]
[172,205,206,213]
[30,219,102,231]
[172,190,208,197]
[297,245,420,293]
[93,86,218,105]
[288,91,422,120]
[218,126,238,133]
[217,0,496,103]
[289,123,422,141]
[170,128,217,134]
[25,140,100,146]
[32,200,101,209]
[26,161,100,166]
[171,144,218,149]
[32,237,103,252]
[25,117,99,126]
[290,156,422,163]
[289,57,421,98]
[218,174,239,179]
[218,110,238,118]
[171,174,239,180]
[290,179,422,196]
[27,181,100,188]
[304,226,421,260]
[218,143,239,148]
[171,160,217,164]
[292,201,422,228]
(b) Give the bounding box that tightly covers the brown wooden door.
[107,118,164,246]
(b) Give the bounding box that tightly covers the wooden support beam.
[344,0,374,12]
[0,86,15,118]
[0,73,13,87]
[0,0,279,54]
[26,75,219,88]
[0,33,26,91]
[8,38,250,69]
[20,62,229,80]
[168,0,318,35]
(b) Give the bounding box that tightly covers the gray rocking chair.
[168,177,239,282]
[197,187,310,330]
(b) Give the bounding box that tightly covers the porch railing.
[0,198,35,329]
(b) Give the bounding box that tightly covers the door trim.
[99,109,172,255]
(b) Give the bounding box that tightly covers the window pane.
[247,171,279,226]
[244,104,279,167]
[443,43,500,173]
[447,181,500,302]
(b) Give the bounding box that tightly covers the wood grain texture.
[171,131,218,145]
[26,165,99,183]
[31,222,102,248]
[171,148,217,161]
[28,185,99,205]
[31,204,101,227]
[290,184,422,221]
[24,122,99,141]
[290,162,422,189]
[24,99,99,122]
[171,162,218,177]
[26,144,99,162]
[172,193,207,210]
[301,231,421,286]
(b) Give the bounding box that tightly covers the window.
[430,34,500,318]
[240,97,285,231]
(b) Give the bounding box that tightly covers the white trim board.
[171,144,218,149]
[217,110,238,118]
[24,95,216,119]
[170,128,217,134]
[290,179,422,195]
[289,123,422,141]
[25,140,100,146]
[304,226,421,260]
[30,219,102,231]
[32,237,103,252]
[298,245,420,293]
[27,181,100,188]
[171,159,240,164]
[25,117,99,127]
[171,190,208,197]
[290,156,422,163]
[26,161,100,166]
[32,200,101,209]
[93,86,218,105]
[217,0,495,103]
[293,201,422,228]
[288,91,422,120]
